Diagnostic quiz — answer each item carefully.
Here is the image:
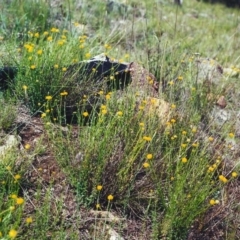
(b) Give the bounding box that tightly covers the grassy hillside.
[0,0,240,239]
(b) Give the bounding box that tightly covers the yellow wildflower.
[181,157,188,163]
[231,172,238,178]
[62,67,67,72]
[22,85,28,90]
[14,174,21,180]
[143,136,152,141]
[96,203,101,209]
[143,162,150,168]
[45,95,52,100]
[41,113,46,118]
[26,217,33,224]
[208,166,214,172]
[178,76,183,80]
[168,80,174,85]
[8,229,17,239]
[16,197,24,205]
[105,94,111,100]
[229,133,235,138]
[117,111,123,116]
[107,194,114,201]
[30,65,36,70]
[101,109,108,115]
[60,91,68,96]
[51,27,59,33]
[37,49,43,55]
[96,185,103,191]
[11,194,17,199]
[181,143,187,148]
[219,175,228,183]
[208,137,214,142]
[139,122,144,127]
[25,143,31,150]
[192,142,199,147]
[9,206,15,211]
[34,32,39,38]
[209,199,215,205]
[47,36,53,41]
[191,127,197,133]
[146,154,153,160]
[82,112,89,117]
[85,53,91,59]
[6,166,11,171]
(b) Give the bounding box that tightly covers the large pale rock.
[0,135,19,157]
[195,58,223,84]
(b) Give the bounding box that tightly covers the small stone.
[216,96,227,109]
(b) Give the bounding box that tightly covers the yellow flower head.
[60,91,68,96]
[209,199,215,205]
[105,94,111,100]
[96,203,101,209]
[54,64,59,69]
[181,157,188,163]
[9,206,15,211]
[117,111,123,116]
[34,32,39,38]
[143,162,150,168]
[146,154,153,160]
[96,185,103,191]
[82,112,89,117]
[191,127,197,133]
[219,175,228,183]
[14,174,21,180]
[229,133,235,138]
[8,229,17,239]
[11,194,17,199]
[47,36,53,41]
[85,53,91,59]
[37,49,43,55]
[41,113,46,118]
[51,27,59,33]
[101,109,108,115]
[25,143,31,150]
[208,136,214,142]
[45,95,52,100]
[16,197,24,205]
[26,217,33,224]
[22,85,28,90]
[143,136,152,142]
[107,194,114,201]
[30,65,36,70]
[231,172,238,178]
[62,67,67,72]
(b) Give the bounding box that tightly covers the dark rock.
[0,67,18,90]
